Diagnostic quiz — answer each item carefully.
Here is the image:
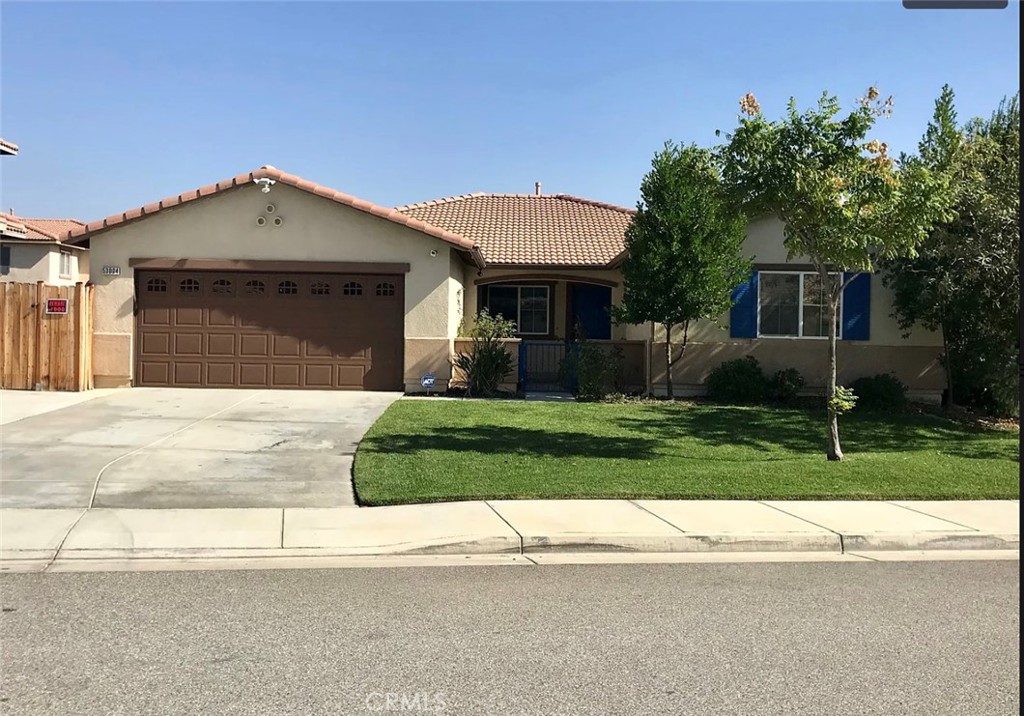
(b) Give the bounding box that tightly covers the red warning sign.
[45,298,69,315]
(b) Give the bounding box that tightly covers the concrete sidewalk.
[1,499,1017,571]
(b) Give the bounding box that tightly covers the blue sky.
[1,1,1019,221]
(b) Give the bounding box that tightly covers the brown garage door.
[135,271,404,390]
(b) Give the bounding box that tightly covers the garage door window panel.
[179,278,201,295]
[278,280,299,296]
[211,278,234,296]
[244,279,266,296]
[310,280,331,296]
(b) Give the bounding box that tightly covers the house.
[0,212,88,285]
[62,165,944,400]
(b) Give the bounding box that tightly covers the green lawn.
[352,399,1020,506]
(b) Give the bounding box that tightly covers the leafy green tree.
[719,89,950,460]
[885,90,1020,415]
[614,142,750,399]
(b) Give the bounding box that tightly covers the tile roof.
[395,193,635,267]
[0,138,18,155]
[63,166,485,266]
[0,214,84,242]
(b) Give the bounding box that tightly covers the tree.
[884,85,963,405]
[719,89,950,460]
[614,142,749,399]
[885,90,1020,415]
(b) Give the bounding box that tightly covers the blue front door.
[570,283,612,340]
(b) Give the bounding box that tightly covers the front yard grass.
[352,399,1019,506]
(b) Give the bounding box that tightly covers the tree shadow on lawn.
[361,424,658,460]
[612,404,1019,461]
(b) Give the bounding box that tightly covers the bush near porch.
[352,400,1019,506]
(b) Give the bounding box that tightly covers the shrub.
[452,311,517,397]
[767,368,805,403]
[706,356,768,403]
[561,341,613,401]
[850,373,908,412]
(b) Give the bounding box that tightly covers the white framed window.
[483,284,550,336]
[758,271,841,339]
[59,250,73,279]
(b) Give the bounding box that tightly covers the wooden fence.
[0,282,94,391]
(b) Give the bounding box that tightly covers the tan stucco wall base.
[93,333,133,385]
[404,337,453,393]
[649,341,944,398]
[94,375,132,389]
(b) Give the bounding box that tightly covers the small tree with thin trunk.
[719,89,951,460]
[614,142,750,399]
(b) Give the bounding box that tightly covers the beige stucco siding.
[1,243,86,286]
[86,183,464,388]
[645,218,943,397]
[1,243,53,283]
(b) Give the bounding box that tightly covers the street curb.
[4,532,1017,564]
[520,533,843,554]
[841,531,1019,551]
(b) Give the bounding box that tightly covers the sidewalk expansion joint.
[885,501,980,531]
[484,501,524,555]
[758,501,848,554]
[627,500,689,534]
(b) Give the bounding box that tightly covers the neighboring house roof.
[0,214,85,243]
[395,193,635,267]
[63,166,485,267]
[0,138,18,156]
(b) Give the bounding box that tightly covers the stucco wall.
[86,183,466,387]
[649,342,944,398]
[646,217,943,398]
[1,243,52,283]
[0,243,85,286]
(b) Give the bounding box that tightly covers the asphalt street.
[0,560,1019,715]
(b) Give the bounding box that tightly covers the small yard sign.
[420,373,436,389]
[45,298,69,315]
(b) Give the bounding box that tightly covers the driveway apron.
[0,389,399,509]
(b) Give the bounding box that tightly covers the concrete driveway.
[0,389,400,509]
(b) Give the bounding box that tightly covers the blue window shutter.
[730,272,758,338]
[842,272,871,340]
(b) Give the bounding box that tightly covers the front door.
[569,283,612,340]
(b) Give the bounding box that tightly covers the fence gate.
[518,340,576,392]
[0,282,94,391]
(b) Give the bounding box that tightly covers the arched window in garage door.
[277,280,298,296]
[179,278,200,294]
[244,279,265,295]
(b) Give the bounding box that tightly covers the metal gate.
[518,340,576,392]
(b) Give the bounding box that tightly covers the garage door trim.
[129,258,411,274]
